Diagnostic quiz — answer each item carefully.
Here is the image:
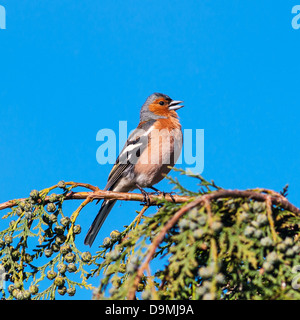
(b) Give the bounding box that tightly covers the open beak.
[168,100,184,111]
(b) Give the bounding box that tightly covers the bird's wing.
[104,120,155,191]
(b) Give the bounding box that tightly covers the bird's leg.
[149,186,160,194]
[136,183,151,206]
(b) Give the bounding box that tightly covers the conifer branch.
[128,189,300,299]
[0,175,299,300]
[1,187,299,215]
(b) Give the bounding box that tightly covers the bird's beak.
[169,100,184,111]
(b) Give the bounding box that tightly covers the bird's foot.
[149,187,176,203]
[142,190,151,206]
[162,191,176,203]
[136,184,151,206]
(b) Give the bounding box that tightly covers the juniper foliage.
[0,171,299,300]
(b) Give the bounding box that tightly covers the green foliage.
[92,171,300,300]
[0,173,299,300]
[0,182,94,299]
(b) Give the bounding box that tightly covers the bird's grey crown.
[140,92,171,122]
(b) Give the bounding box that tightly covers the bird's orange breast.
[133,118,182,187]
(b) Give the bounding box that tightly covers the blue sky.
[0,1,300,299]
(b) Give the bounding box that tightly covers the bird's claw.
[141,191,151,206]
[155,190,176,203]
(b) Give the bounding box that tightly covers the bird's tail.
[84,200,117,247]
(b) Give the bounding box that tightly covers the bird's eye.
[159,101,165,106]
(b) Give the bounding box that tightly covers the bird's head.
[140,93,184,121]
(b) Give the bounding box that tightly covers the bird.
[84,92,184,246]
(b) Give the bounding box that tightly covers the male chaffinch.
[84,93,184,246]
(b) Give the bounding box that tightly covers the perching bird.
[84,93,184,246]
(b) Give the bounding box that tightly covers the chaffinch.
[84,93,184,246]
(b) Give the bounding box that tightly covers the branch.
[1,187,299,215]
[0,190,191,211]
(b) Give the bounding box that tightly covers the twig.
[136,205,149,226]
[204,189,300,215]
[66,182,100,192]
[266,196,278,243]
[66,196,94,242]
